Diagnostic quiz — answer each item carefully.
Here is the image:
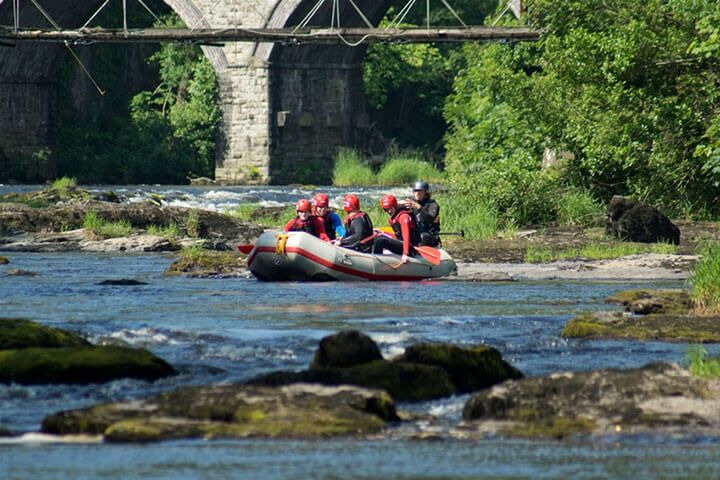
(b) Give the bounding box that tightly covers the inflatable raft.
[246,231,457,281]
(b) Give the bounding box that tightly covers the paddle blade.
[237,244,254,254]
[415,246,442,266]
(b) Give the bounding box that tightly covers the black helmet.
[413,180,430,192]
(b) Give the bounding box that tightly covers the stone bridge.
[0,1,395,184]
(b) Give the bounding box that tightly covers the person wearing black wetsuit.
[337,194,374,252]
[402,180,440,247]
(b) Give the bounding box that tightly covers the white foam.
[0,433,102,444]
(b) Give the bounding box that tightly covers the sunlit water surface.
[1,185,719,479]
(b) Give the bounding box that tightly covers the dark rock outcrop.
[248,360,455,402]
[0,318,176,384]
[462,363,720,438]
[310,330,383,369]
[606,196,680,244]
[42,383,398,442]
[97,279,148,286]
[248,330,522,402]
[396,343,523,393]
[0,346,176,385]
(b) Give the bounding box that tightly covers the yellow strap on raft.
[275,233,288,255]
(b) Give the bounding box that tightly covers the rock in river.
[42,383,398,442]
[462,362,720,439]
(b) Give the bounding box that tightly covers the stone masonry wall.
[0,0,382,184]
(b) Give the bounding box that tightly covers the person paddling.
[372,194,420,264]
[337,194,374,252]
[401,180,440,247]
[312,193,345,241]
[284,199,330,241]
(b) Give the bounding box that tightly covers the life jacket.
[320,212,337,240]
[390,208,421,245]
[415,197,440,235]
[344,211,373,237]
[288,216,319,236]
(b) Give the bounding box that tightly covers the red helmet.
[380,194,397,210]
[343,194,360,213]
[313,193,329,208]
[296,199,312,213]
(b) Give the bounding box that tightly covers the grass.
[691,242,720,315]
[332,149,376,187]
[435,194,500,240]
[146,223,181,238]
[524,242,678,263]
[375,155,444,186]
[82,211,132,238]
[231,203,295,227]
[51,176,77,191]
[687,346,720,378]
[332,148,444,187]
[556,189,604,227]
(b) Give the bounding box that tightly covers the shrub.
[51,176,77,191]
[82,211,132,238]
[557,188,604,227]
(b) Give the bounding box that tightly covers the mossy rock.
[606,289,692,315]
[43,383,397,442]
[0,256,8,265]
[395,343,523,393]
[165,250,246,276]
[310,330,383,369]
[248,360,455,402]
[0,318,89,350]
[563,311,720,342]
[0,345,176,384]
[498,415,597,439]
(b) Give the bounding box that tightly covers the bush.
[83,211,132,238]
[687,346,720,378]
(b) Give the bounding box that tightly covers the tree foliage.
[444,0,720,224]
[56,11,220,184]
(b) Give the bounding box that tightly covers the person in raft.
[372,194,420,264]
[336,194,374,252]
[401,180,440,247]
[284,199,330,241]
[312,193,345,241]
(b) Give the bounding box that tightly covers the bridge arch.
[0,0,394,184]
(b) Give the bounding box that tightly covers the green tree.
[444,0,720,223]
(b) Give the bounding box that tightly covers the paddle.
[414,245,442,265]
[237,244,254,254]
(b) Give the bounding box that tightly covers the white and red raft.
[245,231,457,281]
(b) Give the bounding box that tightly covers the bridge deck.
[0,26,540,45]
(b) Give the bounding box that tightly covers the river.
[1,185,719,479]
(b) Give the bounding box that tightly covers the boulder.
[0,256,7,264]
[605,196,680,244]
[0,318,89,350]
[42,383,397,441]
[606,288,692,315]
[395,343,523,393]
[310,330,383,369]
[247,360,455,402]
[0,345,176,384]
[562,311,720,342]
[463,363,720,438]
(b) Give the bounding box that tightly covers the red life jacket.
[390,209,420,245]
[288,216,319,236]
